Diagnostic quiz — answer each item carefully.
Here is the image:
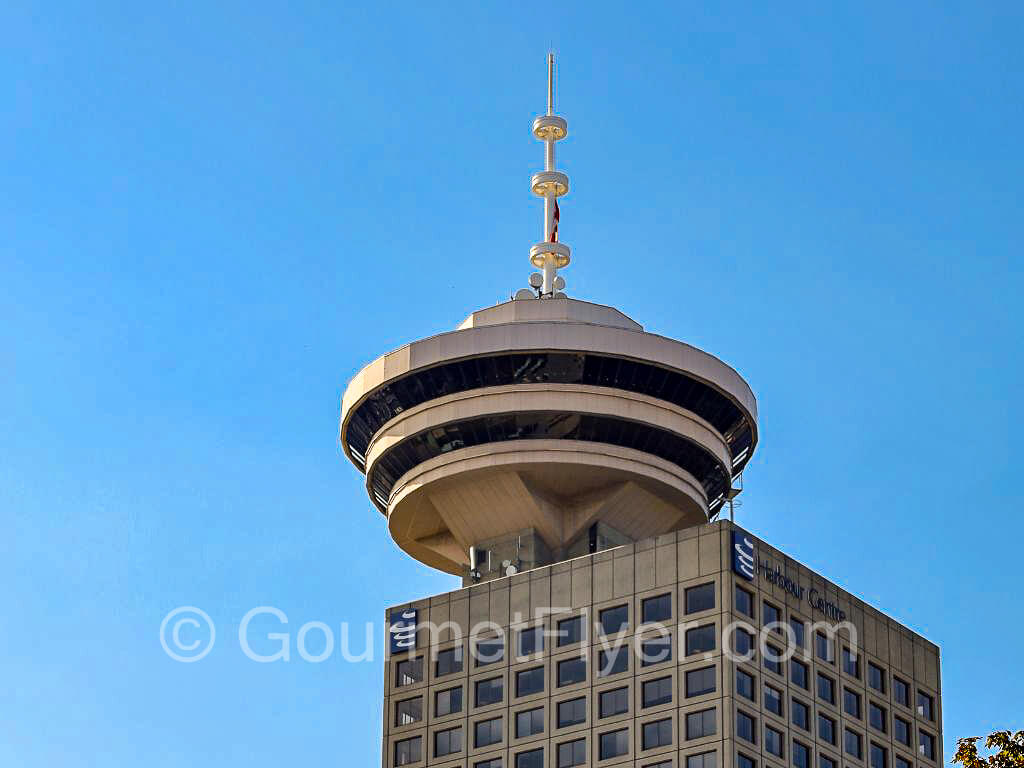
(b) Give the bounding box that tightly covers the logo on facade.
[389,608,417,654]
[732,531,755,581]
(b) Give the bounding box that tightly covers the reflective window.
[686,624,716,655]
[845,729,863,759]
[643,718,673,749]
[516,707,544,738]
[395,657,423,687]
[516,666,544,697]
[844,688,861,719]
[817,673,835,704]
[557,738,586,768]
[735,586,754,618]
[869,702,887,733]
[475,717,503,748]
[641,636,673,667]
[736,668,755,701]
[557,657,586,687]
[793,740,811,768]
[436,646,463,677]
[599,686,629,718]
[556,697,585,728]
[763,601,781,629]
[843,647,860,678]
[642,676,673,708]
[764,684,783,716]
[557,616,582,647]
[476,637,504,667]
[920,730,936,760]
[818,714,836,745]
[394,736,421,767]
[792,698,809,730]
[870,743,888,768]
[738,754,757,768]
[765,726,784,757]
[435,686,462,716]
[791,659,808,690]
[515,747,544,768]
[917,691,934,721]
[686,583,716,614]
[687,751,717,768]
[737,710,757,743]
[597,647,628,677]
[687,665,716,697]
[475,677,503,707]
[600,604,629,635]
[599,728,630,759]
[686,708,716,740]
[868,662,886,694]
[816,632,833,664]
[518,627,543,657]
[395,697,422,726]
[642,593,673,623]
[434,726,462,757]
[790,617,806,648]
[894,716,911,746]
[893,677,910,707]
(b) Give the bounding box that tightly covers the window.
[735,586,754,618]
[686,708,716,739]
[394,736,421,766]
[599,686,629,718]
[436,686,462,716]
[817,672,835,704]
[868,662,886,693]
[516,707,544,738]
[844,688,861,718]
[476,637,504,667]
[791,659,808,690]
[476,759,502,768]
[790,617,805,647]
[395,697,422,726]
[686,583,716,614]
[516,666,545,697]
[557,616,582,647]
[764,685,783,716]
[869,702,887,733]
[516,747,544,768]
[599,728,629,759]
[894,716,911,746]
[557,657,586,687]
[475,717,503,748]
[600,604,628,635]
[435,726,462,757]
[816,632,833,663]
[845,728,863,759]
[792,698,809,730]
[643,593,673,623]
[475,677,503,707]
[843,647,860,678]
[738,754,757,768]
[643,718,673,749]
[763,601,781,629]
[396,657,423,687]
[920,730,936,760]
[917,690,934,721]
[893,677,910,707]
[642,676,673,708]
[793,740,811,768]
[641,636,673,666]
[870,743,888,768]
[518,626,543,656]
[765,726,784,758]
[558,738,586,768]
[764,644,783,676]
[686,624,716,655]
[598,647,628,677]
[818,714,836,745]
[557,696,586,728]
[687,665,716,697]
[732,627,754,657]
[687,751,717,768]
[436,646,463,677]
[896,757,912,768]
[737,710,757,743]
[736,668,756,700]
[819,754,836,768]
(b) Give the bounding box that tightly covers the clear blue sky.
[2,2,1021,765]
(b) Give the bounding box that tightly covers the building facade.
[381,522,942,768]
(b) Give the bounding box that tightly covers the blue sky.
[2,1,1021,764]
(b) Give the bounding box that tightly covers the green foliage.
[954,731,1024,768]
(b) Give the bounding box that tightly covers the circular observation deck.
[339,298,758,575]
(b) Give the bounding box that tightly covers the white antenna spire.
[527,52,570,298]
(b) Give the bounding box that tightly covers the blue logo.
[389,608,417,654]
[732,531,755,581]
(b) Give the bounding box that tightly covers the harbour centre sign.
[732,532,847,622]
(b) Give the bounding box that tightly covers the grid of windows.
[396,657,423,687]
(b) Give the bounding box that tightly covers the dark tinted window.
[476,637,504,667]
[434,726,462,757]
[685,708,716,739]
[817,673,835,704]
[686,624,716,655]
[794,740,811,768]
[736,668,755,701]
[844,688,861,718]
[869,702,887,733]
[687,751,717,768]
[735,586,754,618]
[870,743,888,768]
[557,738,586,768]
[557,697,586,728]
[792,698,809,730]
[764,644,783,675]
[896,757,912,768]
[818,714,836,744]
[640,636,672,666]
[599,728,629,759]
[436,646,463,677]
[763,601,780,628]
[737,710,757,743]
[687,665,716,697]
[738,754,757,768]
[686,583,716,614]
[843,647,860,678]
[518,626,543,657]
[893,677,910,707]
[764,685,783,715]
[599,686,629,718]
[642,676,673,708]
[396,657,423,687]
[597,647,628,677]
[516,747,544,768]
[868,663,886,693]
[733,627,754,656]
[894,716,911,745]
[920,730,936,759]
[765,726,784,757]
[394,736,421,766]
[557,657,586,687]
[600,604,629,635]
[516,707,544,738]
[791,659,808,689]
[643,718,673,749]
[816,632,833,663]
[845,728,862,758]
[516,666,545,697]
[790,617,805,647]
[917,691,934,720]
[435,686,462,716]
[475,677,503,707]
[820,755,837,768]
[475,717,502,748]
[642,593,672,623]
[557,616,582,647]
